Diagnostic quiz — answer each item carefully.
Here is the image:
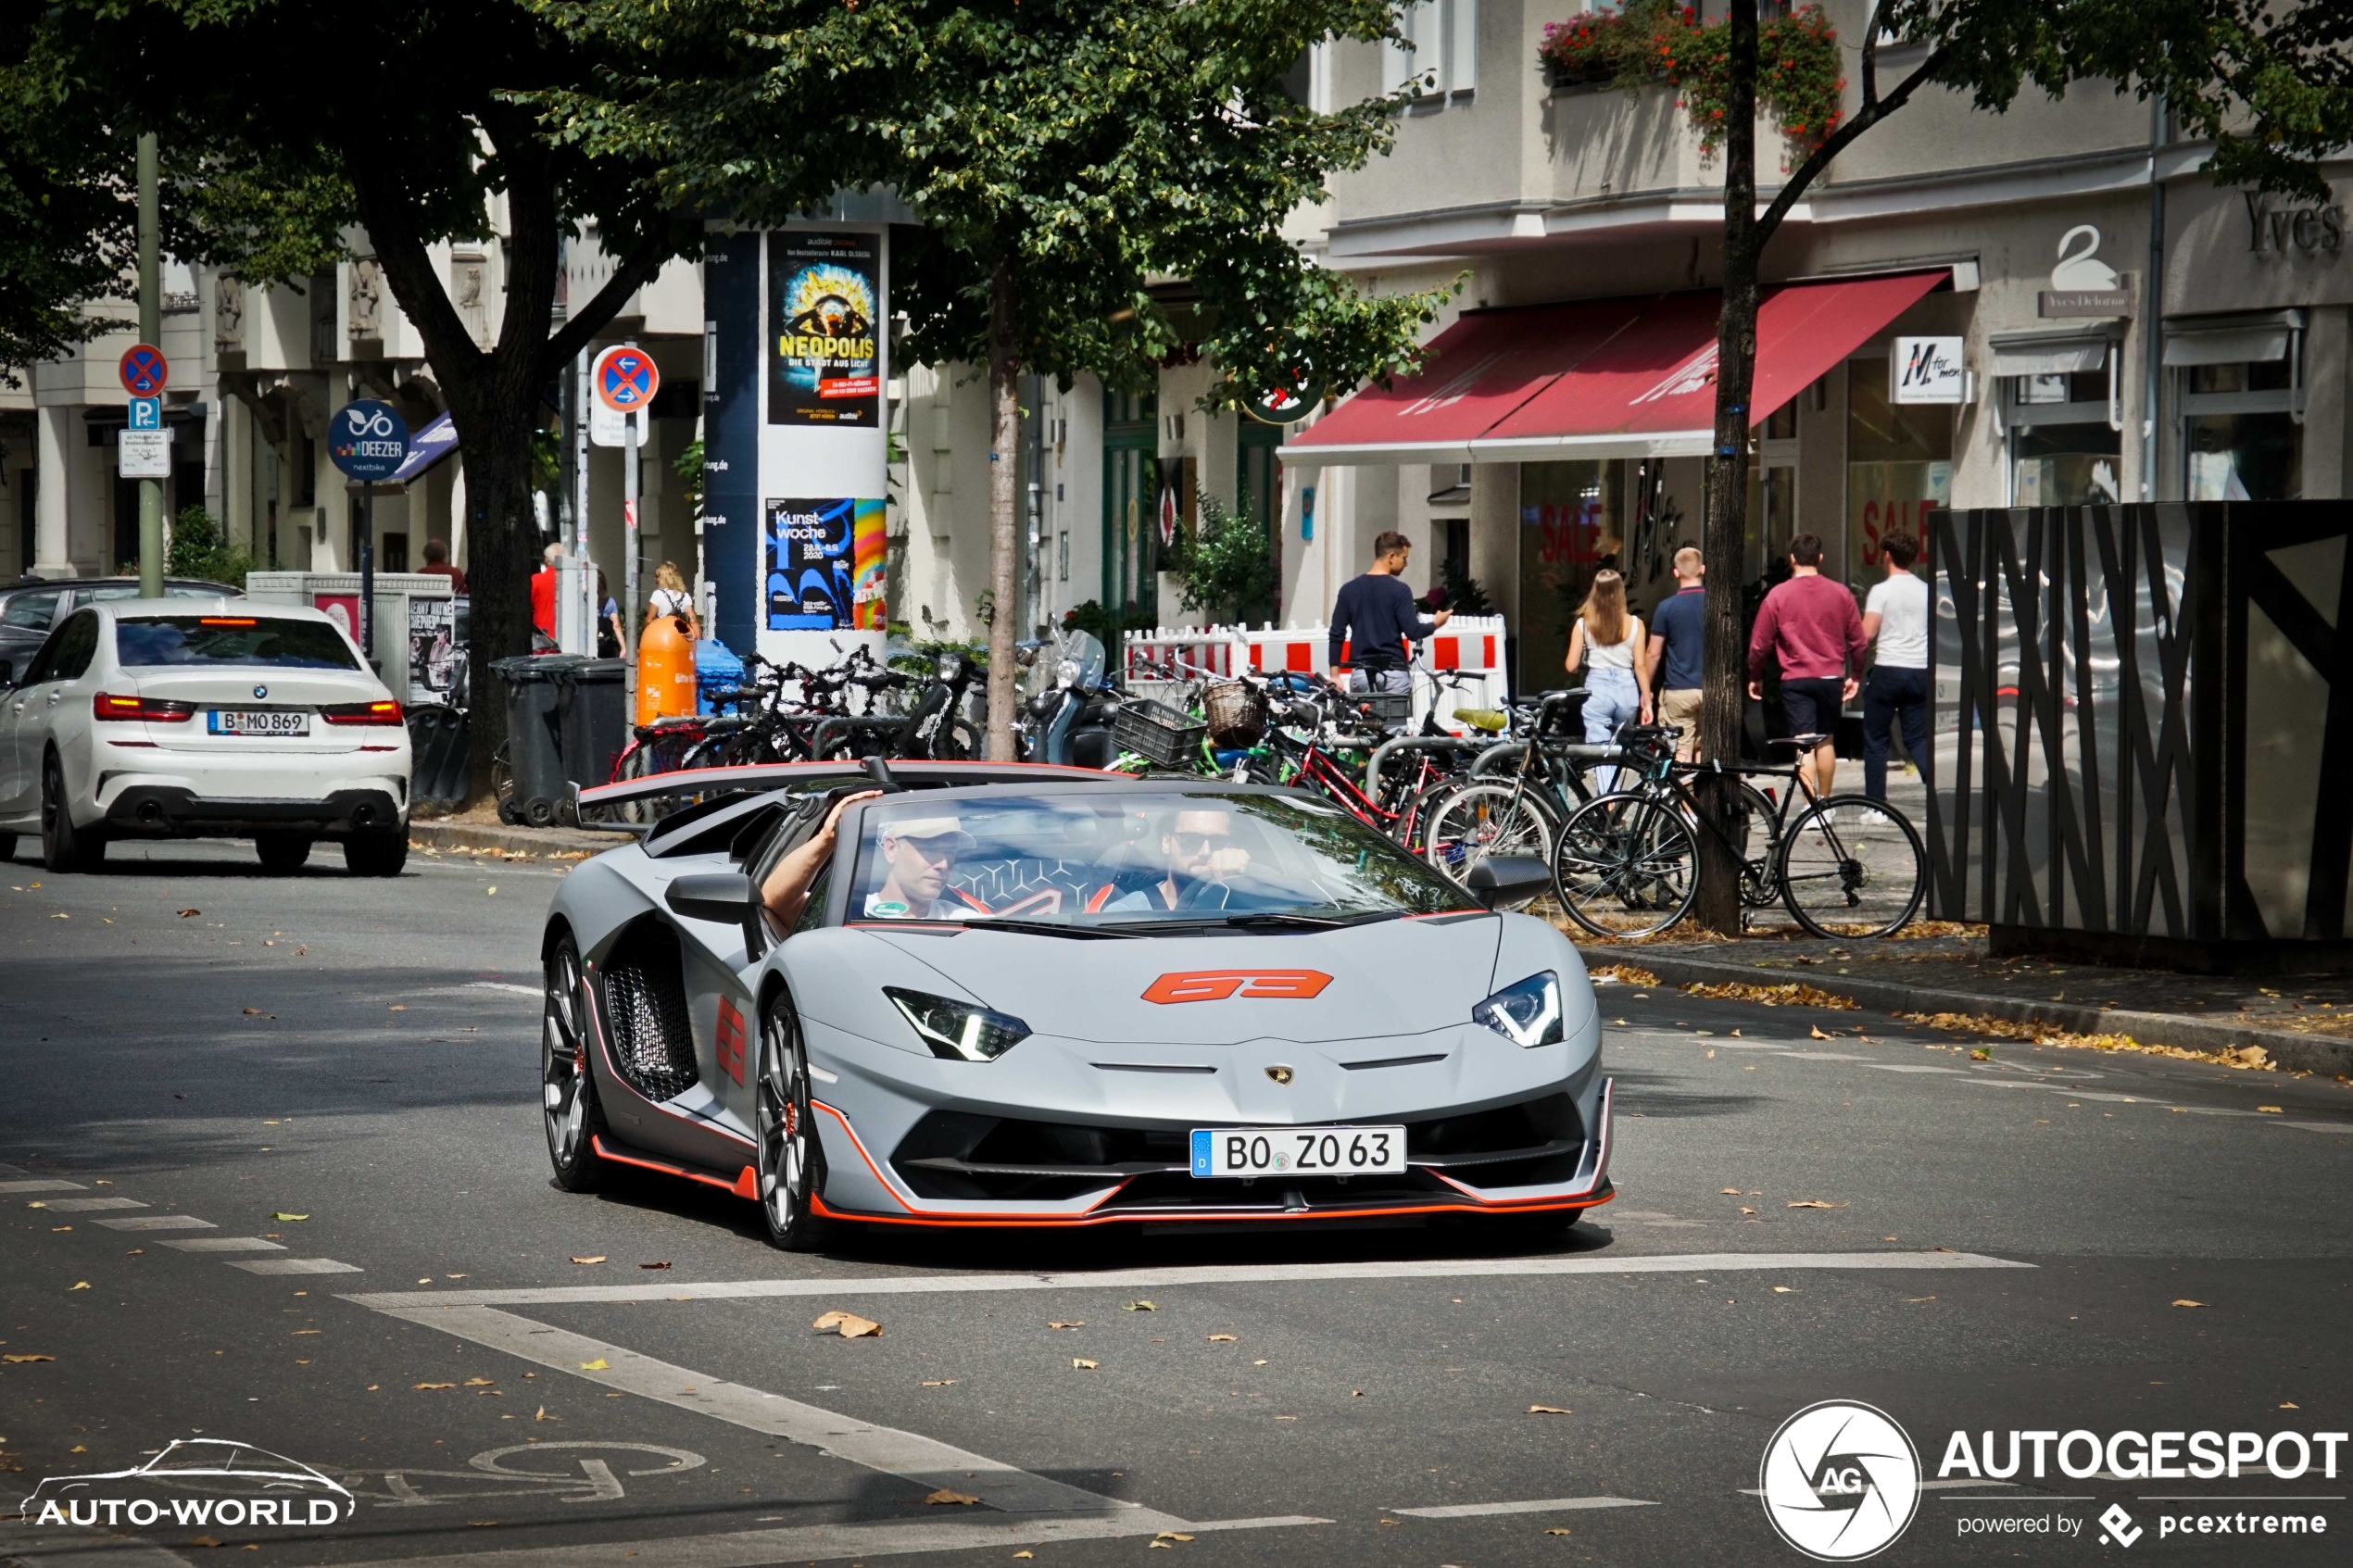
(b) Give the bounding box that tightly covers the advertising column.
[758,229,888,666]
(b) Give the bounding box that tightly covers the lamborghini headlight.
[1472,971,1564,1047]
[885,986,1030,1061]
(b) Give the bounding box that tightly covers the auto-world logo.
[20,1437,355,1530]
[1759,1400,1921,1561]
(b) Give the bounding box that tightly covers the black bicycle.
[1549,726,1926,940]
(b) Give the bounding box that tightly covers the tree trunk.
[984,252,1021,761]
[1693,0,1762,935]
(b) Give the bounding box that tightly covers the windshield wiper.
[948,918,1141,940]
[1132,911,1401,934]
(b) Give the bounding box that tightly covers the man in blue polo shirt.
[1643,546,1706,759]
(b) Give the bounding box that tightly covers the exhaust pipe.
[137,800,164,824]
[350,802,378,830]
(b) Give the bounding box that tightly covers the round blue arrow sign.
[328,399,410,483]
[595,345,660,412]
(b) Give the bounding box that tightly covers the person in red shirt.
[529,543,563,641]
[1745,532,1866,799]
[418,537,467,594]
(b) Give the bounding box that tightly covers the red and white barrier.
[1122,617,1507,735]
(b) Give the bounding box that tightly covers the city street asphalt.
[2,838,2349,1567]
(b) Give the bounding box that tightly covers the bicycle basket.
[1201,680,1269,747]
[1112,696,1209,769]
[1339,687,1412,733]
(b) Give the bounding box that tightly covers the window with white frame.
[2167,312,2305,501]
[1383,0,1477,102]
[1991,331,2123,507]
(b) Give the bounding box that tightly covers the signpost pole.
[135,132,162,600]
[359,483,375,663]
[624,405,641,713]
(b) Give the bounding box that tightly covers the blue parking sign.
[128,396,160,432]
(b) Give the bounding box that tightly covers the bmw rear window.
[116,616,360,671]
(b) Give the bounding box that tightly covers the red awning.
[1283,270,1946,466]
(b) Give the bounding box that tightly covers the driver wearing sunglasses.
[1150,807,1252,910]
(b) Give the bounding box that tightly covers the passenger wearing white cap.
[863,812,978,919]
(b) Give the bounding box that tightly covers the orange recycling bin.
[635,612,698,726]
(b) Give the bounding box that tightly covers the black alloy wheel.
[255,834,313,874]
[542,935,608,1192]
[41,752,105,872]
[755,988,833,1251]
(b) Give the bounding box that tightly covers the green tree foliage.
[164,506,256,590]
[1166,497,1279,627]
[539,1,1451,757]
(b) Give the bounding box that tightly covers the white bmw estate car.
[0,597,412,874]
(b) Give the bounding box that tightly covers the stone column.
[32,403,75,579]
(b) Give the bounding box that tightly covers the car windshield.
[849,789,1470,926]
[116,615,360,671]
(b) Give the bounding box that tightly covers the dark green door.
[1102,390,1158,625]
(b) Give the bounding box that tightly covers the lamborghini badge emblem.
[1265,1065,1294,1085]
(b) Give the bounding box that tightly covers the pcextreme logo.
[1140,970,1333,1004]
[1759,1400,1922,1562]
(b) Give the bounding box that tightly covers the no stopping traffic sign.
[593,345,660,413]
[119,343,170,396]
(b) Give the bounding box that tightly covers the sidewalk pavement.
[408,819,623,860]
[1579,922,2353,1079]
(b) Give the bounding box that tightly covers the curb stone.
[408,820,623,859]
[1588,948,2353,1080]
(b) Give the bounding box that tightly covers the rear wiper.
[950,918,1141,940]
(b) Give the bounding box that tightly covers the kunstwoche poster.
[765,497,887,632]
[768,232,880,429]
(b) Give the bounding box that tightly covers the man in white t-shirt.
[1860,532,1931,803]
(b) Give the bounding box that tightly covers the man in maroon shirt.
[1746,533,1866,799]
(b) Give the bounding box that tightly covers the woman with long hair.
[1565,570,1651,780]
[649,560,701,642]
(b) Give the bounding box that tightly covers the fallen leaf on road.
[2281,1402,2299,1410]
[1252,1360,1268,1366]
[1013,1552,1035,1560]
[1771,1286,1796,1294]
[812,1311,881,1338]
[486,886,497,897]
[638,1261,672,1271]
[414,1382,457,1390]
[1206,1334,1238,1342]
[69,1281,89,1290]
[535,1406,554,1421]
[192,1537,222,1548]
[1122,1300,1157,1311]
[3,1353,54,1363]
[1148,1542,1173,1549]
[69,1445,84,1453]
[271,1212,308,1222]
[389,1005,406,1011]
[242,1007,264,1015]
[1905,1296,1935,1303]
[1740,1207,1758,1216]
[2172,1299,2205,1308]
[1969,1048,1992,1060]
[1786,1200,1846,1210]
[921,1379,957,1386]
[178,909,199,918]
[570,1255,607,1265]
[2172,1107,2189,1113]
[463,1377,495,1386]
[1720,1187,1743,1195]
[1378,1518,1400,1526]
[1072,1358,1099,1370]
[1547,1527,1573,1536]
[1049,1321,1085,1329]
[2257,1106,2284,1113]
[1155,1533,1194,1542]
[1528,1404,1572,1415]
[1705,1048,1715,1059]
[925,1488,978,1505]
[579,1359,610,1370]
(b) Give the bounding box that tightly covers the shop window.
[1846,357,1951,596]
[1993,338,2120,508]
[1519,459,1624,692]
[2180,357,2302,501]
[382,532,409,572]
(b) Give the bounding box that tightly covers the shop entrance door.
[1101,390,1158,627]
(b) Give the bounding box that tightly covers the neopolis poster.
[767,232,880,428]
[765,497,887,632]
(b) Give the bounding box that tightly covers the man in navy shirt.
[1329,531,1450,692]
[1644,546,1707,759]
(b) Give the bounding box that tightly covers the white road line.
[38,1197,146,1212]
[344,1251,2031,1311]
[1389,1497,1657,1518]
[0,1162,26,1175]
[230,1258,362,1274]
[1871,1064,1964,1074]
[364,1303,1141,1516]
[309,1512,1325,1568]
[1783,1051,1871,1061]
[0,1178,82,1193]
[160,1236,283,1253]
[96,1214,216,1231]
[465,981,543,997]
[2284,1121,2353,1135]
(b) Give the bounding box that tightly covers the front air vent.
[600,920,698,1103]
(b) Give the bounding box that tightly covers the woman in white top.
[648,560,701,642]
[1566,570,1651,784]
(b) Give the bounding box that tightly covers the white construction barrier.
[1122,616,1507,735]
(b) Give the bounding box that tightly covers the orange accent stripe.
[590,1135,741,1194]
[1085,884,1116,914]
[812,1189,1614,1229]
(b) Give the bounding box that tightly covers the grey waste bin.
[554,658,630,818]
[406,703,472,809]
[491,654,580,827]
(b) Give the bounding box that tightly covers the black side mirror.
[665,871,763,960]
[1465,855,1551,910]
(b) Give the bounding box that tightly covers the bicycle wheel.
[1551,794,1700,939]
[1676,779,1783,908]
[1776,794,1927,938]
[1421,781,1557,903]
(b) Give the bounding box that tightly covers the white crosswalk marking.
[229,1258,362,1274]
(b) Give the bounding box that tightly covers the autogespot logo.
[1760,1400,1922,1562]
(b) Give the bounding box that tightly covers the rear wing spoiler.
[571,758,1119,828]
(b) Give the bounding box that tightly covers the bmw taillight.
[320,699,404,726]
[93,692,195,722]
